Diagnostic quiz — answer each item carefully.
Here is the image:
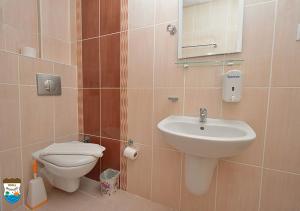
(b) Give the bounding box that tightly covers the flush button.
[36,73,61,96]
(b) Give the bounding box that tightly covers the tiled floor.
[16,178,173,211]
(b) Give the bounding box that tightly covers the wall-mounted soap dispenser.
[222,70,242,102]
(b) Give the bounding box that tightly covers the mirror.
[178,0,244,59]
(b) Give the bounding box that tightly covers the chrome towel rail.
[182,43,217,48]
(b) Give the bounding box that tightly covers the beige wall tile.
[54,88,78,139]
[70,0,78,43]
[153,88,184,149]
[264,88,300,174]
[0,148,23,211]
[0,51,18,84]
[223,88,268,166]
[55,134,80,143]
[42,36,71,65]
[152,148,182,210]
[0,148,22,179]
[154,23,184,88]
[71,42,78,66]
[271,0,300,87]
[0,25,4,50]
[184,88,222,118]
[18,0,38,33]
[41,0,70,42]
[155,0,178,24]
[127,144,152,200]
[20,86,54,146]
[41,0,72,64]
[19,56,53,85]
[3,0,37,32]
[185,58,223,88]
[2,0,20,28]
[0,84,20,151]
[128,27,154,89]
[180,160,216,211]
[3,24,39,54]
[260,169,300,211]
[127,89,153,145]
[128,0,155,29]
[216,161,261,211]
[1,0,39,55]
[229,2,275,87]
[54,63,77,88]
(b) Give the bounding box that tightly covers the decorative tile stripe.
[78,89,84,134]
[76,0,83,134]
[76,0,82,41]
[120,141,128,190]
[120,30,128,190]
[120,31,128,89]
[76,41,83,88]
[120,0,128,31]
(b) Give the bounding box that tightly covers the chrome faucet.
[200,108,207,123]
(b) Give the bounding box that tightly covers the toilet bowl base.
[53,177,80,192]
[40,168,80,192]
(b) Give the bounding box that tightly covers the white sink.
[157,116,256,195]
[157,116,256,158]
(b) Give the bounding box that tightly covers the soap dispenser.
[222,70,242,102]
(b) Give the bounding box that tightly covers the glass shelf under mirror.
[175,59,244,68]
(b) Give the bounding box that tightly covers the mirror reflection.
[178,0,244,58]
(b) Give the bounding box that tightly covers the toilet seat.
[41,154,96,167]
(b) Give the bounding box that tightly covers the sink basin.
[157,115,256,195]
[157,115,256,158]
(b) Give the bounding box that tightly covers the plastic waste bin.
[100,168,120,195]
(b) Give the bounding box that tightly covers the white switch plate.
[297,24,300,41]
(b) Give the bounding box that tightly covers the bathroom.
[0,0,299,210]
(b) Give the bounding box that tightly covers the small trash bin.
[100,168,120,195]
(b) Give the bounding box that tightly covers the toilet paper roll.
[21,47,37,58]
[123,146,138,160]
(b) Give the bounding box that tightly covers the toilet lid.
[39,142,105,158]
[36,141,105,167]
[41,154,96,167]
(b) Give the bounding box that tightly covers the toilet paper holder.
[126,139,134,146]
[124,139,139,160]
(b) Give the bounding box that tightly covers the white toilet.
[32,141,105,192]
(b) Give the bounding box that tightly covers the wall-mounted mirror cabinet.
[178,0,244,59]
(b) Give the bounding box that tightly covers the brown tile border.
[100,33,120,88]
[83,89,101,136]
[81,0,99,39]
[78,0,127,187]
[100,0,121,35]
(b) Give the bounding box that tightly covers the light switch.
[36,73,61,96]
[297,24,300,41]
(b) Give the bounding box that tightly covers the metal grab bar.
[182,43,217,48]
